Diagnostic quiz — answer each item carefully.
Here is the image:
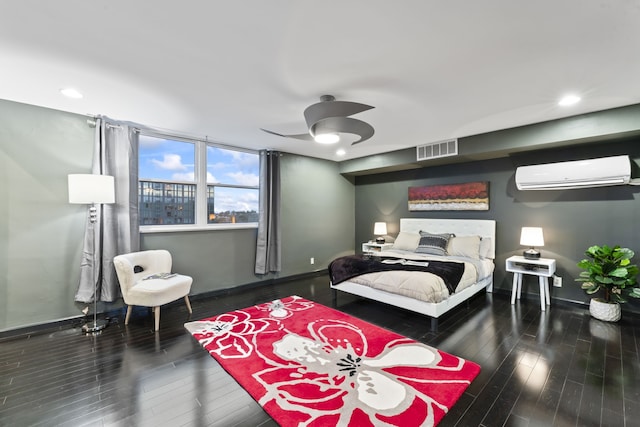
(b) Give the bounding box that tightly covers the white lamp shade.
[68,174,115,204]
[520,227,544,247]
[373,222,387,235]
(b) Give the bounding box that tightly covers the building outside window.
[138,133,259,229]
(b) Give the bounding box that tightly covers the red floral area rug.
[185,296,480,426]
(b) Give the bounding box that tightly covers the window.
[206,146,260,224]
[138,133,259,230]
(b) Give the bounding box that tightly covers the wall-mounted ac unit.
[515,155,634,190]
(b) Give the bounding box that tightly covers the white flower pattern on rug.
[186,296,479,426]
[184,296,315,359]
[253,318,470,426]
[183,310,277,359]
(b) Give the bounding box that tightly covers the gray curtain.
[75,117,140,303]
[255,150,281,274]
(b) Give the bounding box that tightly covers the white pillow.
[479,237,493,259]
[392,232,420,251]
[447,235,481,259]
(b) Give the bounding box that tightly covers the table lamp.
[520,227,544,259]
[374,222,387,244]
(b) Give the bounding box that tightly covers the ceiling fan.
[261,95,375,145]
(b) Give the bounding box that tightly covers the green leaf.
[619,247,634,259]
[581,282,600,294]
[610,268,629,278]
[596,275,613,284]
[586,246,600,256]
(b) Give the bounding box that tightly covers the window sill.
[140,223,258,233]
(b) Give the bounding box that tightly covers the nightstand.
[506,255,556,311]
[362,242,394,254]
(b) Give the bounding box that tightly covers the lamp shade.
[520,227,544,247]
[68,174,115,204]
[373,222,387,236]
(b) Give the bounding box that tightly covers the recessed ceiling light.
[558,94,581,106]
[60,88,83,99]
[336,149,346,156]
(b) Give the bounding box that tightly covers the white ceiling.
[2,1,640,161]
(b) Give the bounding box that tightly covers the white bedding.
[346,250,494,304]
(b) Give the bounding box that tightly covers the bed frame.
[331,218,496,331]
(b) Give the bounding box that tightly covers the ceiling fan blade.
[303,100,374,129]
[262,96,374,145]
[260,128,313,141]
[310,117,375,145]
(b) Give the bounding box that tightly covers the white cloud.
[230,151,259,167]
[208,161,227,172]
[207,148,259,173]
[152,154,187,171]
[227,172,259,186]
[139,134,166,148]
[172,172,195,181]
[214,188,259,212]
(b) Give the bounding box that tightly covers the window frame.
[138,131,260,233]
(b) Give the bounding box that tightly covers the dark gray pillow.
[415,231,454,256]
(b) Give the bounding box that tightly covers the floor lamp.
[68,174,115,333]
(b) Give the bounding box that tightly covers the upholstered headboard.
[400,218,496,259]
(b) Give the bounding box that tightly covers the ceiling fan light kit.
[262,94,375,145]
[314,133,340,144]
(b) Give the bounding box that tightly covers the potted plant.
[576,245,640,321]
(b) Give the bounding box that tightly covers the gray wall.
[0,99,355,332]
[0,100,95,330]
[142,154,355,295]
[354,139,640,312]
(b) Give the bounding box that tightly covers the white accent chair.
[113,250,193,331]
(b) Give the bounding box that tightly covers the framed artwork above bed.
[408,181,489,211]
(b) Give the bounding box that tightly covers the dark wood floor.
[2,273,640,427]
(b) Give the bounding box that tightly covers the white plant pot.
[589,298,621,322]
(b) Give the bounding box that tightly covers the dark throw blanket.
[329,255,465,294]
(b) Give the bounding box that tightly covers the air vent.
[416,139,458,161]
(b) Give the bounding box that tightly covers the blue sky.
[139,135,259,212]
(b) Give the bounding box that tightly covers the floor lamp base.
[82,319,109,334]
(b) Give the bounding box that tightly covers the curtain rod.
[86,119,122,130]
[138,127,259,155]
[85,116,259,155]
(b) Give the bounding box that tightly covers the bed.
[329,218,496,331]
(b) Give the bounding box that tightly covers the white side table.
[362,242,394,254]
[506,255,556,311]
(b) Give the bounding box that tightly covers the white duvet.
[347,250,494,304]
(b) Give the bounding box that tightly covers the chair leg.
[154,306,160,331]
[125,306,133,325]
[184,295,192,314]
